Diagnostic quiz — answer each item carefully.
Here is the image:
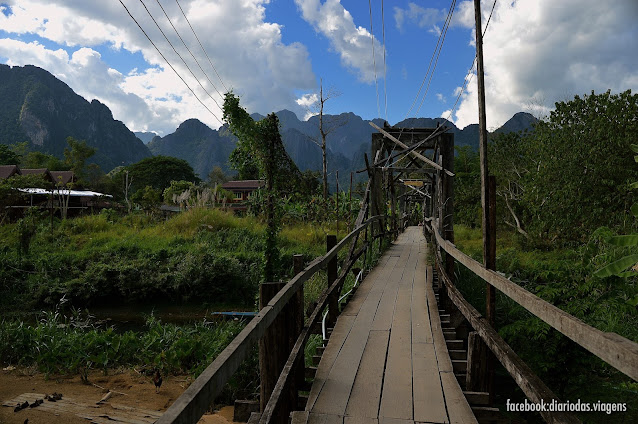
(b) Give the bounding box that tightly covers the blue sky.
[0,0,636,135]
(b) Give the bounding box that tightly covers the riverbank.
[0,367,239,424]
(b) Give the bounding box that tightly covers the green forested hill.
[0,64,151,172]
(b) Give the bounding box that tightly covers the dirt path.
[0,367,238,424]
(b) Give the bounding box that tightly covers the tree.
[492,90,638,244]
[208,166,229,186]
[63,137,97,183]
[23,151,67,170]
[0,144,20,165]
[223,92,296,282]
[488,132,532,237]
[131,185,162,213]
[303,79,346,204]
[163,180,196,205]
[125,155,198,195]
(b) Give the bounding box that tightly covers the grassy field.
[0,207,380,395]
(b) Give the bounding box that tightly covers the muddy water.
[3,302,256,332]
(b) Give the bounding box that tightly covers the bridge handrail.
[428,221,638,382]
[156,214,383,424]
[431,244,580,424]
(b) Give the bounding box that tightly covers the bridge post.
[259,282,288,418]
[326,235,339,329]
[290,254,305,414]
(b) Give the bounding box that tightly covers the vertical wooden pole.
[326,235,338,328]
[389,166,397,238]
[349,172,353,232]
[466,331,488,392]
[441,133,455,280]
[336,170,339,237]
[259,282,286,414]
[475,0,496,405]
[291,254,305,411]
[486,176,497,324]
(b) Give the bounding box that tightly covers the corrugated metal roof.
[18,188,112,198]
[221,180,265,190]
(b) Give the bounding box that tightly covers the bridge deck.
[297,227,476,424]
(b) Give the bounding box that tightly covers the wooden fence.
[426,219,638,424]
[157,184,385,424]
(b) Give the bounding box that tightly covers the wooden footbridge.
[157,125,638,424]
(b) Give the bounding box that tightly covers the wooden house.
[221,180,265,211]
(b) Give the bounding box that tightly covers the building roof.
[221,180,265,191]
[18,188,112,198]
[0,165,21,179]
[50,170,76,185]
[20,168,53,181]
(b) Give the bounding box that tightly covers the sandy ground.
[0,367,238,424]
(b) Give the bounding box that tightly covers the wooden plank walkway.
[295,227,476,424]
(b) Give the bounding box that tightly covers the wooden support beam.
[433,258,581,424]
[370,122,454,176]
[260,282,288,418]
[430,223,638,382]
[327,235,338,328]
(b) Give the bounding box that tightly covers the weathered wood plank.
[308,412,344,424]
[345,330,390,418]
[312,276,388,416]
[412,342,448,424]
[306,315,357,411]
[440,372,477,424]
[425,266,453,373]
[379,273,414,420]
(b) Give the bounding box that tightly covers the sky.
[0,0,637,136]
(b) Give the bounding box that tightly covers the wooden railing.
[157,186,385,424]
[426,219,638,424]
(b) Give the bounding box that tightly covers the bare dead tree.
[304,79,346,206]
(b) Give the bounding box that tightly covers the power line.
[154,0,223,99]
[381,0,388,121]
[444,0,497,123]
[404,0,457,120]
[137,0,222,111]
[117,0,222,125]
[415,0,456,116]
[368,0,381,119]
[174,0,228,93]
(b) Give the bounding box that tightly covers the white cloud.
[447,0,638,129]
[394,3,446,33]
[0,0,316,133]
[294,0,382,83]
[436,93,446,103]
[296,93,319,107]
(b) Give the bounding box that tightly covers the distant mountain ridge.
[0,64,151,172]
[0,64,536,183]
[134,131,158,144]
[149,110,536,181]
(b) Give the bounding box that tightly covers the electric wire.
[174,0,228,93]
[154,0,223,99]
[381,0,388,121]
[137,0,222,111]
[368,0,381,118]
[403,0,456,120]
[414,0,456,116]
[117,0,223,124]
[445,0,497,123]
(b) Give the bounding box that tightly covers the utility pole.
[474,0,496,404]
